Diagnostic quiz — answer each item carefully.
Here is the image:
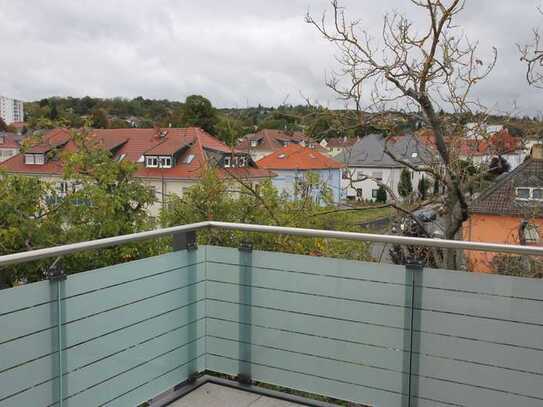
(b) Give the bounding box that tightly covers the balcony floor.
[169,382,308,407]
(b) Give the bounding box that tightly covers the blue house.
[257,143,344,205]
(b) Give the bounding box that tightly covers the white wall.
[342,166,427,202]
[0,96,24,124]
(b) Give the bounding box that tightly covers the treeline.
[23,95,542,143]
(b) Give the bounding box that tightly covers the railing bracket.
[239,240,253,252]
[45,257,66,281]
[236,373,252,385]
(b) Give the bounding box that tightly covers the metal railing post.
[45,259,66,407]
[237,240,253,385]
[171,230,199,381]
[405,259,423,407]
[172,230,197,252]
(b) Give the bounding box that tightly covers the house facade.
[0,132,20,162]
[256,144,344,205]
[337,133,434,202]
[0,127,273,216]
[464,144,543,273]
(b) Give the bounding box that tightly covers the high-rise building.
[0,96,24,124]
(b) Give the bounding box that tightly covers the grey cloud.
[0,0,542,114]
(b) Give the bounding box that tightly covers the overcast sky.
[1,1,542,114]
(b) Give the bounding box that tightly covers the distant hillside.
[23,96,543,142]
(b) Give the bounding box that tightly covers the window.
[224,156,231,168]
[145,156,158,168]
[411,152,418,158]
[525,224,540,244]
[238,156,247,167]
[516,187,543,200]
[24,154,45,165]
[58,181,70,196]
[250,140,258,147]
[372,189,379,198]
[159,156,172,168]
[183,154,195,164]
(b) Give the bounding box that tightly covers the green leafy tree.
[0,117,8,132]
[418,176,430,200]
[0,172,63,285]
[161,168,370,260]
[398,168,413,199]
[0,130,161,286]
[90,108,110,128]
[376,185,387,203]
[179,95,218,134]
[48,102,59,120]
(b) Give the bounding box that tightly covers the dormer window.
[145,156,158,168]
[250,140,258,147]
[224,156,231,168]
[516,187,543,200]
[24,153,45,165]
[159,156,172,168]
[238,156,247,167]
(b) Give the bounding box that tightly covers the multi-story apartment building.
[0,96,24,124]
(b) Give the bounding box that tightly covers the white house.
[337,133,434,202]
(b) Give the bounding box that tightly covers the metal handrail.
[1,220,542,268]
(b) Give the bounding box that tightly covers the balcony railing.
[1,222,543,407]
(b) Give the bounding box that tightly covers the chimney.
[531,144,543,160]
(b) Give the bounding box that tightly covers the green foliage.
[375,185,387,203]
[398,168,413,198]
[160,169,370,261]
[90,108,110,128]
[0,172,63,285]
[0,130,161,286]
[0,117,9,132]
[418,176,430,200]
[179,95,218,134]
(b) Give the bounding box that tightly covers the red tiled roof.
[0,133,19,149]
[237,129,311,152]
[413,128,523,156]
[257,144,344,170]
[0,127,270,180]
[470,157,543,216]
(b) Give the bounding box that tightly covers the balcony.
[1,222,543,407]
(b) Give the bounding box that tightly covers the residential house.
[0,127,273,216]
[337,133,434,202]
[456,127,526,171]
[0,132,20,162]
[320,136,359,157]
[464,144,543,273]
[237,129,320,161]
[256,143,344,205]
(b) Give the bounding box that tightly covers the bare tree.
[306,0,497,269]
[520,6,543,88]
